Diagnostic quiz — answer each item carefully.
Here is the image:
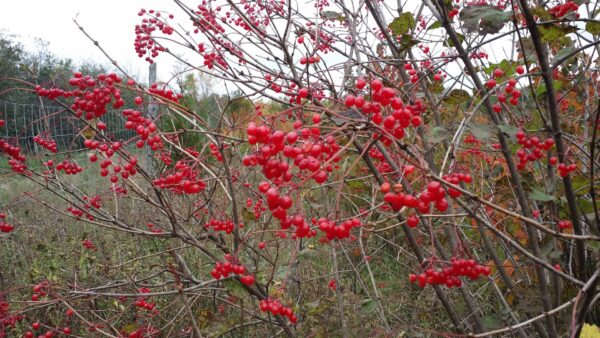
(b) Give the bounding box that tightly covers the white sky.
[0,0,179,81]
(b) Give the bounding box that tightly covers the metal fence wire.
[1,100,136,170]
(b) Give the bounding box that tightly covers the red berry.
[406,215,419,228]
[492,103,502,113]
[344,95,356,107]
[380,182,391,193]
[370,79,383,91]
[355,78,366,90]
[240,275,255,285]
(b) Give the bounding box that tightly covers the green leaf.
[587,241,600,252]
[121,323,139,335]
[321,11,343,20]
[298,249,317,259]
[242,207,256,222]
[388,12,415,35]
[446,33,464,47]
[397,34,419,53]
[532,7,552,21]
[427,21,442,30]
[540,240,560,259]
[360,298,377,314]
[536,80,563,97]
[483,314,503,329]
[460,6,512,34]
[222,279,249,299]
[571,176,590,195]
[497,124,519,138]
[554,46,576,64]
[427,126,451,143]
[427,81,444,94]
[585,21,600,35]
[443,89,471,105]
[468,123,494,141]
[578,198,597,214]
[529,189,556,202]
[484,59,513,76]
[347,179,369,191]
[539,23,577,43]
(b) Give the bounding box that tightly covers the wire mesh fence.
[0,100,137,172]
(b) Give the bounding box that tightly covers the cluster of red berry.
[367,148,393,174]
[148,83,183,103]
[202,50,229,69]
[448,7,459,19]
[281,214,316,239]
[0,139,27,174]
[0,213,14,233]
[67,206,94,221]
[246,197,266,220]
[82,239,96,250]
[23,323,52,338]
[487,68,525,112]
[299,54,321,65]
[31,281,50,302]
[515,130,555,170]
[135,288,158,313]
[205,218,236,234]
[383,180,453,214]
[259,298,298,324]
[442,172,472,198]
[54,160,83,175]
[549,1,579,18]
[557,162,577,177]
[145,222,163,234]
[153,160,206,194]
[257,182,316,238]
[101,158,136,183]
[134,9,173,63]
[122,109,164,151]
[344,78,424,143]
[409,258,491,288]
[381,173,469,226]
[244,121,340,186]
[259,181,291,210]
[84,140,139,184]
[405,63,425,84]
[316,217,361,240]
[32,135,58,153]
[0,294,24,335]
[209,143,223,161]
[37,72,124,120]
[558,219,573,230]
[210,256,255,286]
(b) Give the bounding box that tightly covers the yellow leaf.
[80,126,96,140]
[581,323,600,338]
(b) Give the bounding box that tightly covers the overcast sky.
[0,0,179,81]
